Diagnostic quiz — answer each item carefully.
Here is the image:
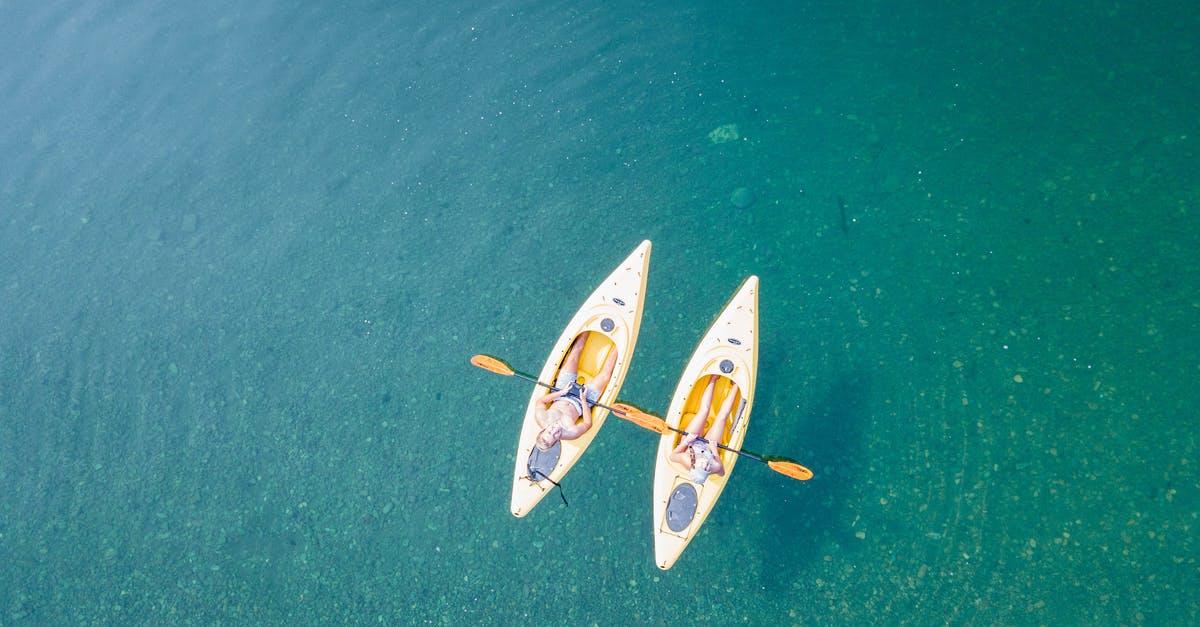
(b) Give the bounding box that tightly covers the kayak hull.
[652,276,759,570]
[510,241,652,517]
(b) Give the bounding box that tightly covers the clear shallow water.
[1,0,1197,623]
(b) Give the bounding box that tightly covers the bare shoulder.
[563,418,589,439]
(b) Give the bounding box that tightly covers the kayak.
[510,240,652,517]
[651,276,758,569]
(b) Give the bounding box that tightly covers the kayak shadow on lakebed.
[751,370,870,589]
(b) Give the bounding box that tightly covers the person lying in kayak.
[670,374,739,484]
[534,331,618,451]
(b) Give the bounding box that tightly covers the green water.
[1,1,1196,624]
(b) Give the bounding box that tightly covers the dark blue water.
[2,0,1197,623]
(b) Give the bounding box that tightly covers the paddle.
[471,353,814,481]
[470,353,629,416]
[611,402,814,481]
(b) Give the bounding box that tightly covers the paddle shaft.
[507,368,630,419]
[656,417,769,464]
[476,354,809,478]
[509,367,769,464]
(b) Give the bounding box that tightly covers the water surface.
[1,0,1196,623]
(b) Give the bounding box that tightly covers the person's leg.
[586,345,619,395]
[704,382,739,442]
[555,332,589,390]
[560,331,588,374]
[684,375,718,434]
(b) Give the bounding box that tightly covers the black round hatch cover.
[666,483,699,532]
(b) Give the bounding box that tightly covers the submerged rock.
[730,187,755,208]
[708,124,740,144]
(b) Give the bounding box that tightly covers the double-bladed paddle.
[471,353,814,481]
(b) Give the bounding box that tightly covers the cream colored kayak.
[510,240,651,517]
[652,275,758,569]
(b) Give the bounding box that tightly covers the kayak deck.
[510,240,651,517]
[652,276,758,569]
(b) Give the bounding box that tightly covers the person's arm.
[534,387,568,427]
[673,433,697,455]
[577,403,593,432]
[533,402,549,428]
[578,387,591,419]
[562,396,593,439]
[562,417,590,441]
[668,433,698,464]
[537,386,569,406]
[700,448,728,476]
[560,385,600,439]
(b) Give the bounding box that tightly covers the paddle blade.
[611,402,670,435]
[767,460,814,481]
[471,354,514,376]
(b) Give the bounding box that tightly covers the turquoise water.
[2,0,1197,623]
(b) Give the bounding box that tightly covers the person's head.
[535,424,564,451]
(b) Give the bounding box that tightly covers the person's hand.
[684,433,698,445]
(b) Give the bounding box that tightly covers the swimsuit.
[553,370,599,416]
[688,440,718,483]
